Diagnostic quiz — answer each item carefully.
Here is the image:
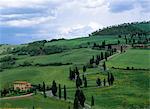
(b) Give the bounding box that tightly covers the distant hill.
[90,21,150,36]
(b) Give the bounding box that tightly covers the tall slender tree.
[110,73,115,85]
[76,76,82,88]
[91,96,94,106]
[79,90,86,107]
[105,52,107,61]
[51,80,57,96]
[43,82,46,98]
[101,52,104,60]
[83,66,86,72]
[107,72,110,86]
[74,96,79,109]
[121,46,123,53]
[96,78,101,87]
[84,77,87,88]
[64,85,67,100]
[103,78,106,86]
[103,61,106,71]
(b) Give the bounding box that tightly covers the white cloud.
[1,0,150,44]
[80,0,107,8]
[1,16,55,27]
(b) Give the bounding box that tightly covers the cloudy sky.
[0,0,150,44]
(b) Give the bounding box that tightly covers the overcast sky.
[0,0,150,44]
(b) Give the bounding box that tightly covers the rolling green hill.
[91,21,150,35]
[0,21,150,109]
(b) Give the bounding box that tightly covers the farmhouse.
[14,81,32,91]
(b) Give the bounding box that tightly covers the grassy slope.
[16,48,104,65]
[0,48,104,89]
[66,70,149,109]
[45,35,123,48]
[0,94,71,109]
[0,48,149,109]
[106,49,150,69]
[0,65,74,89]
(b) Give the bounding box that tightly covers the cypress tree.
[107,72,110,86]
[96,78,101,87]
[43,82,46,98]
[79,90,86,107]
[51,80,57,96]
[105,52,107,61]
[75,67,79,76]
[103,78,106,86]
[95,59,99,65]
[103,61,106,71]
[76,76,82,88]
[64,85,67,100]
[58,84,61,99]
[110,73,114,85]
[74,96,79,109]
[84,77,87,88]
[83,66,86,72]
[118,40,120,44]
[69,68,72,80]
[121,46,123,53]
[101,52,104,60]
[91,96,94,106]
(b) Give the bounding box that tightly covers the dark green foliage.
[1,89,9,97]
[43,82,46,98]
[83,65,86,72]
[0,55,16,62]
[101,52,104,60]
[121,46,123,53]
[75,67,79,76]
[90,56,94,64]
[118,35,121,38]
[51,80,57,96]
[105,52,108,61]
[11,40,69,56]
[43,45,69,55]
[69,68,75,80]
[96,78,101,86]
[110,73,115,85]
[84,77,87,88]
[102,40,106,47]
[95,58,99,65]
[103,78,106,86]
[118,40,120,44]
[91,21,149,35]
[73,96,79,109]
[91,96,94,106]
[75,89,86,107]
[19,61,32,67]
[76,76,82,88]
[107,72,110,86]
[64,85,67,100]
[58,84,61,99]
[0,55,16,69]
[79,90,86,107]
[103,62,106,71]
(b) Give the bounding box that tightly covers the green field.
[15,48,104,65]
[106,49,150,69]
[0,47,149,109]
[0,94,72,109]
[45,35,122,48]
[0,21,150,109]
